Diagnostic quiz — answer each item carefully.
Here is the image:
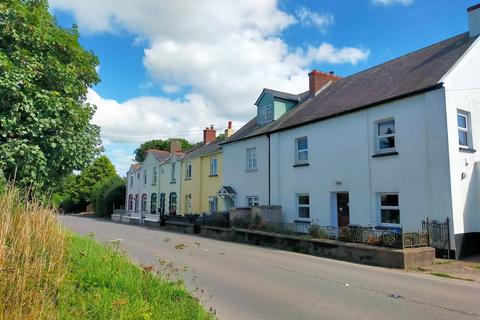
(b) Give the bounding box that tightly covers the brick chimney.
[203,125,216,144]
[308,70,341,96]
[224,121,234,138]
[170,140,182,154]
[468,3,480,37]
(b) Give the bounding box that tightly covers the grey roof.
[219,186,236,194]
[145,149,171,162]
[182,140,222,160]
[255,88,306,105]
[223,32,478,145]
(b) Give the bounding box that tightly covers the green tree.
[0,0,101,190]
[134,138,198,162]
[75,156,116,204]
[90,175,126,217]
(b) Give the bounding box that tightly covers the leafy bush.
[0,171,6,194]
[90,175,126,217]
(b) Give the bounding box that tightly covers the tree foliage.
[90,175,126,217]
[0,0,101,190]
[134,138,199,162]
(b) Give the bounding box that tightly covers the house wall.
[442,37,480,256]
[274,98,296,119]
[222,135,270,207]
[138,153,161,213]
[199,151,225,212]
[159,156,182,215]
[180,157,201,214]
[126,167,141,212]
[269,90,452,234]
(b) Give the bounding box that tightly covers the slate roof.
[145,149,171,162]
[182,140,222,160]
[129,163,141,172]
[223,32,478,145]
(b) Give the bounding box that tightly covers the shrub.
[309,224,328,239]
[0,171,6,194]
[90,175,126,217]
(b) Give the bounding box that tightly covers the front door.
[336,193,350,228]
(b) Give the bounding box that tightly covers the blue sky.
[48,0,478,175]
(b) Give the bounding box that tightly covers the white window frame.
[209,196,218,213]
[375,118,396,153]
[295,136,308,164]
[130,175,133,186]
[152,167,157,185]
[185,163,192,180]
[170,163,176,183]
[210,157,218,176]
[246,147,257,171]
[143,169,147,185]
[457,110,471,149]
[296,193,310,219]
[378,193,400,227]
[246,196,259,208]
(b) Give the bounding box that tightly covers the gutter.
[267,133,271,206]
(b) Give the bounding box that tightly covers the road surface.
[60,215,480,320]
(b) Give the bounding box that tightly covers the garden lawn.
[57,234,212,320]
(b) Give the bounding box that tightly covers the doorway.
[336,192,350,228]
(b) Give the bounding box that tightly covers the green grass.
[57,234,213,320]
[473,264,480,270]
[430,272,474,282]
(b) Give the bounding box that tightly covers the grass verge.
[57,234,212,319]
[0,187,212,319]
[430,272,474,282]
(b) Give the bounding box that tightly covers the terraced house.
[221,5,480,258]
[180,123,234,215]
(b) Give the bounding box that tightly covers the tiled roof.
[223,32,478,145]
[145,149,171,162]
[182,140,222,160]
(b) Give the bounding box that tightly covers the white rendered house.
[221,5,480,258]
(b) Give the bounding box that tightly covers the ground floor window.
[128,194,133,211]
[246,196,259,207]
[134,194,139,213]
[141,194,147,212]
[209,196,218,213]
[169,192,177,215]
[379,193,400,225]
[297,194,310,219]
[151,193,157,213]
[159,193,166,215]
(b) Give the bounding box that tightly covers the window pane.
[380,194,398,206]
[297,138,308,150]
[378,120,395,135]
[266,105,274,121]
[381,209,400,224]
[379,137,395,149]
[298,195,309,205]
[457,114,467,129]
[299,207,310,218]
[459,130,468,147]
[297,151,308,161]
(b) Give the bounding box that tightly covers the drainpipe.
[267,133,271,206]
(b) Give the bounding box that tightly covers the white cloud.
[49,0,370,171]
[372,0,413,6]
[296,7,334,32]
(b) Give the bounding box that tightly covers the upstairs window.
[210,157,218,176]
[130,175,133,186]
[171,163,176,183]
[246,148,257,170]
[143,169,147,185]
[185,163,192,179]
[379,193,400,225]
[152,167,157,185]
[295,137,308,164]
[259,104,274,124]
[297,194,310,219]
[376,119,395,152]
[458,111,472,149]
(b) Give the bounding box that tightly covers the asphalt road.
[60,215,480,320]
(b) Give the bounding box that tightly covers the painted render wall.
[269,89,453,233]
[159,156,182,215]
[180,157,201,214]
[126,167,141,212]
[137,153,161,214]
[443,37,480,235]
[222,135,270,207]
[199,151,225,212]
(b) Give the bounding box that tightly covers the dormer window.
[259,104,274,124]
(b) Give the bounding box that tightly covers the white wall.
[271,90,452,232]
[443,37,480,235]
[159,156,182,213]
[222,136,269,207]
[126,167,142,213]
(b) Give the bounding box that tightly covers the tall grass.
[0,187,67,319]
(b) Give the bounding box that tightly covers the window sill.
[372,151,399,158]
[293,163,309,168]
[209,174,218,177]
[184,178,191,181]
[246,168,258,172]
[170,181,176,184]
[459,147,476,153]
[294,219,311,223]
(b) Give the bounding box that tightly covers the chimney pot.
[308,69,341,96]
[228,121,232,129]
[468,3,480,37]
[203,125,217,144]
[225,121,235,138]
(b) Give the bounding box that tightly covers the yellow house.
[180,123,234,214]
